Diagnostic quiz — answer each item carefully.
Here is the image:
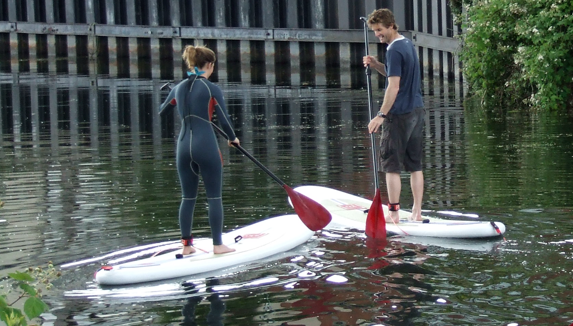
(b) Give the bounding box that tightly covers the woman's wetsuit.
[159,75,236,245]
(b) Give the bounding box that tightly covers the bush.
[458,0,573,112]
[0,265,59,326]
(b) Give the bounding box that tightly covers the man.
[363,8,425,223]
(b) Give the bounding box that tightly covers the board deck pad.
[293,185,506,239]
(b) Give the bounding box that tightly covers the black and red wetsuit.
[159,75,237,245]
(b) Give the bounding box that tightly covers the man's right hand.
[363,55,379,68]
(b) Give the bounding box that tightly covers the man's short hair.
[367,8,399,30]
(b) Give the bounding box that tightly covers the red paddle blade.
[284,185,332,231]
[365,188,386,239]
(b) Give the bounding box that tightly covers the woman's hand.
[228,138,240,147]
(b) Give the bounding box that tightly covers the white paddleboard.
[95,214,314,285]
[293,186,506,238]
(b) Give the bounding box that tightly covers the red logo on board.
[242,233,268,239]
[339,204,366,210]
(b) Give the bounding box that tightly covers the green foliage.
[0,264,60,326]
[459,0,573,112]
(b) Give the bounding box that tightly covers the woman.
[159,45,239,255]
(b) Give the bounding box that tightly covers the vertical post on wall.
[364,0,377,18]
[340,42,351,88]
[290,42,300,87]
[454,5,464,99]
[368,35,379,89]
[170,0,180,26]
[106,0,117,77]
[239,0,251,84]
[431,0,441,99]
[65,0,78,75]
[105,0,115,25]
[286,0,298,28]
[171,0,183,80]
[45,0,57,74]
[148,0,160,79]
[8,0,18,73]
[286,1,300,86]
[441,0,451,91]
[26,0,37,72]
[214,0,226,27]
[85,0,96,75]
[338,0,351,88]
[421,0,429,87]
[65,0,76,23]
[192,0,204,26]
[214,0,227,82]
[392,1,406,30]
[261,0,275,86]
[125,0,138,79]
[312,0,326,87]
[337,0,350,29]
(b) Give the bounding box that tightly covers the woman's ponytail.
[182,45,216,70]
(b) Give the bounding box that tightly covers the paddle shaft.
[210,123,285,187]
[360,16,380,192]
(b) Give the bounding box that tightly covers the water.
[1,73,573,325]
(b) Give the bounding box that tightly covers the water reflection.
[1,69,573,325]
[181,279,225,326]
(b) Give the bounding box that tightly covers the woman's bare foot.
[409,209,423,221]
[213,244,236,254]
[385,211,400,223]
[182,246,196,255]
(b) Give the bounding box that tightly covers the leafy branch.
[0,263,60,326]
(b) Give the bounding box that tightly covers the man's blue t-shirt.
[384,36,424,114]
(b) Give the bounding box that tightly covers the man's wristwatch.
[376,111,387,118]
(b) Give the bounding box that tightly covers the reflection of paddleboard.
[95,214,314,285]
[293,186,506,238]
[398,236,503,252]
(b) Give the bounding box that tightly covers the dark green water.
[1,74,572,325]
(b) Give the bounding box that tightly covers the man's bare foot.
[214,244,236,254]
[385,211,400,223]
[181,246,196,255]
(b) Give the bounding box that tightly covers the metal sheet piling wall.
[1,0,462,90]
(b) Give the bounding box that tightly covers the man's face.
[371,23,391,44]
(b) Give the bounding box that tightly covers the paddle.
[160,81,331,231]
[360,16,387,239]
[210,123,331,231]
